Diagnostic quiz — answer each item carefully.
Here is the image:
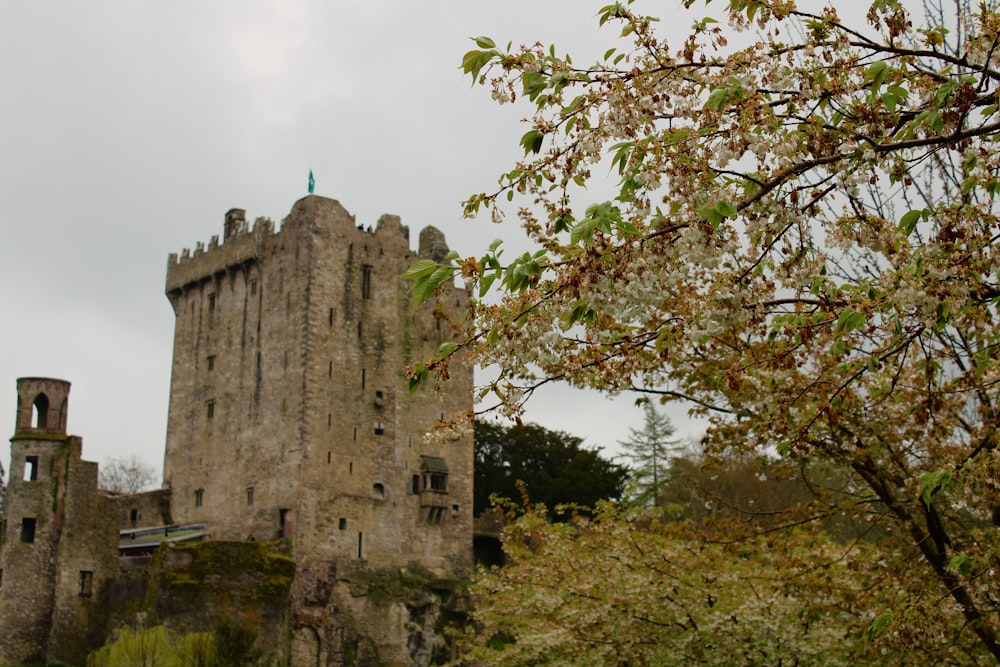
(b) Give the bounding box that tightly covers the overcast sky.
[1,0,890,480]
[0,1,716,480]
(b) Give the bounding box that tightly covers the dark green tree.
[619,403,680,506]
[474,419,627,516]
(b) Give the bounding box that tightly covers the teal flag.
[308,169,315,194]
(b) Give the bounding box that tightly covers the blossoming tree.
[407,0,1000,657]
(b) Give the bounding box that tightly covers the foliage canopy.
[410,0,1000,659]
[474,419,627,515]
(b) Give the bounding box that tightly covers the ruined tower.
[0,378,118,665]
[163,196,473,662]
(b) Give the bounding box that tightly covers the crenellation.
[252,216,274,235]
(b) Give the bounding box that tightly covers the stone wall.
[108,488,173,531]
[163,196,473,573]
[0,378,118,666]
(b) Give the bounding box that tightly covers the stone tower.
[0,378,117,666]
[163,196,473,661]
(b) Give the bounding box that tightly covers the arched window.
[32,394,49,429]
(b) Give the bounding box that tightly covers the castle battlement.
[165,196,425,296]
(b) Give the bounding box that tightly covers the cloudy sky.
[0,0,719,479]
[3,0,907,482]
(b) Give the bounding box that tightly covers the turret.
[0,378,117,665]
[14,377,70,434]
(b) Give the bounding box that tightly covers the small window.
[361,265,373,299]
[195,489,204,507]
[361,368,366,388]
[420,456,448,493]
[207,355,216,371]
[250,279,258,296]
[21,517,37,543]
[129,509,139,522]
[247,487,255,506]
[79,571,93,597]
[373,483,385,499]
[411,474,420,494]
[374,422,384,436]
[420,471,448,493]
[208,293,216,312]
[206,400,215,420]
[280,508,291,537]
[339,518,347,530]
[329,307,334,326]
[32,394,49,429]
[24,456,38,481]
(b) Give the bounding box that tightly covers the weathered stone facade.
[163,196,473,663]
[0,196,473,666]
[108,487,173,531]
[0,378,119,666]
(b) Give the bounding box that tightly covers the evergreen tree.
[619,403,679,506]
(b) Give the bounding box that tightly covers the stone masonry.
[0,195,473,666]
[0,378,118,666]
[163,195,474,662]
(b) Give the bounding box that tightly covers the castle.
[0,196,474,666]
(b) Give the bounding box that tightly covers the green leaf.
[864,610,893,642]
[479,273,498,297]
[472,36,496,49]
[935,301,951,330]
[409,264,456,307]
[522,71,548,101]
[918,469,953,506]
[704,87,729,111]
[436,341,458,358]
[934,80,957,108]
[864,61,888,88]
[898,209,925,236]
[947,553,971,576]
[520,130,545,155]
[402,258,440,282]
[714,201,737,218]
[461,49,496,82]
[833,308,866,336]
[407,362,429,393]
